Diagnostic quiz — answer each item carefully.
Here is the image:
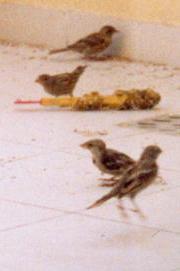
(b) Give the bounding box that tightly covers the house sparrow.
[35,66,86,97]
[81,139,135,185]
[87,145,162,218]
[49,25,118,59]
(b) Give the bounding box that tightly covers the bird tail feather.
[87,188,119,210]
[49,47,69,54]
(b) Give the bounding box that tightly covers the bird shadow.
[47,55,83,63]
[14,108,71,113]
[47,54,127,63]
[100,228,152,248]
[14,108,120,114]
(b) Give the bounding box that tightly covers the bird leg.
[98,177,118,187]
[99,180,118,187]
[98,176,116,182]
[129,197,146,220]
[117,200,129,218]
[99,182,118,187]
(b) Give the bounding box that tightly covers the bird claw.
[99,182,117,187]
[98,177,116,182]
[129,208,146,220]
[98,177,118,187]
[117,203,129,218]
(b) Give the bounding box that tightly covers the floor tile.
[0,42,179,271]
[0,200,63,232]
[0,214,179,271]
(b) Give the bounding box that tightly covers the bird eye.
[88,143,93,147]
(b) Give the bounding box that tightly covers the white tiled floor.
[0,43,180,270]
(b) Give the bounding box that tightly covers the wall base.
[0,3,179,67]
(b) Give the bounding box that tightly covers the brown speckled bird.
[81,139,135,186]
[87,145,162,218]
[35,65,86,97]
[49,25,118,58]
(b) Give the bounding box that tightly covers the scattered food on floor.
[74,129,108,137]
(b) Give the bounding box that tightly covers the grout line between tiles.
[0,214,64,233]
[0,197,179,236]
[0,145,180,174]
[77,212,180,236]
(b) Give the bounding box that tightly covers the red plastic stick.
[14,99,41,104]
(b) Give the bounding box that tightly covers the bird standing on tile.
[49,25,118,59]
[87,145,162,218]
[81,139,135,186]
[35,65,86,97]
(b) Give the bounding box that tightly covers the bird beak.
[80,143,87,148]
[35,78,40,83]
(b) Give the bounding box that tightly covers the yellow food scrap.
[114,88,161,110]
[40,89,161,110]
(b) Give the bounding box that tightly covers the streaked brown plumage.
[35,65,86,97]
[87,145,162,216]
[81,139,135,185]
[49,25,118,58]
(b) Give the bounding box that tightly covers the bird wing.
[120,170,140,194]
[118,163,155,196]
[69,33,106,50]
[53,73,72,88]
[101,150,134,171]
